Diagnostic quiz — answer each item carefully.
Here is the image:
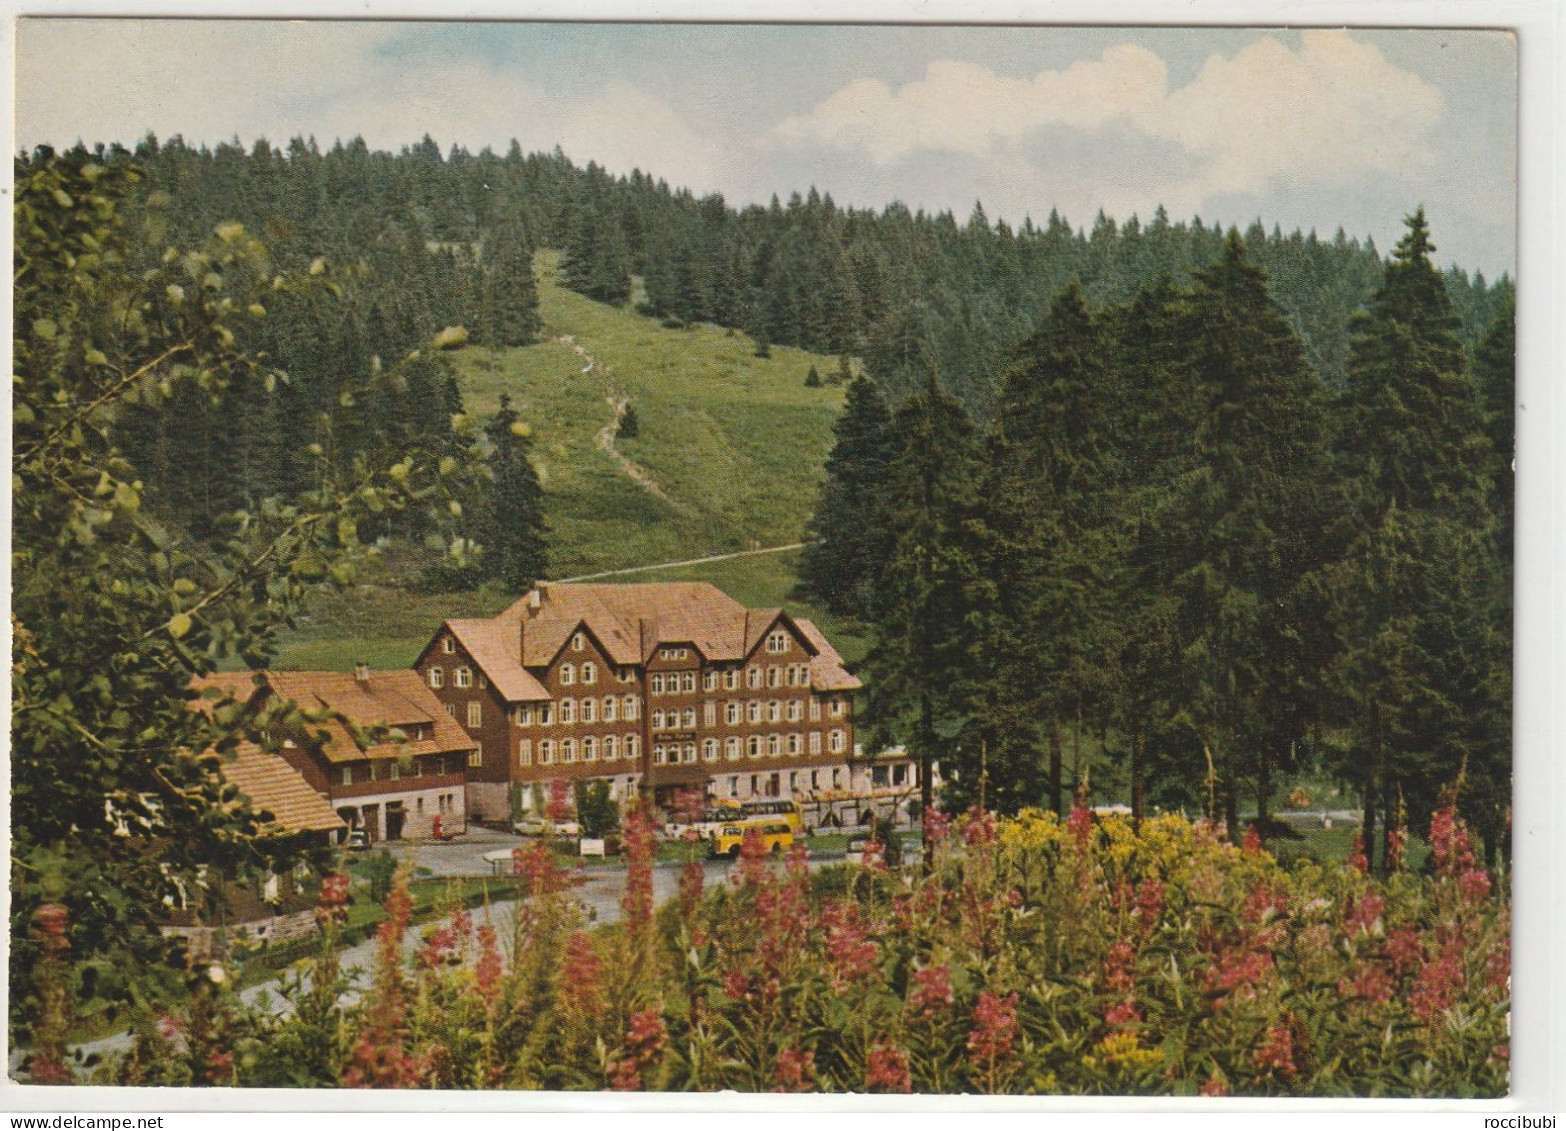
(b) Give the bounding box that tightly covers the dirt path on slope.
[555,334,690,514]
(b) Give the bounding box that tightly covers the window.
[651,709,664,730]
[747,666,763,689]
[624,695,639,721]
[767,630,789,653]
[703,738,719,762]
[787,700,802,722]
[653,744,666,766]
[582,662,597,685]
[726,737,742,761]
[726,702,741,725]
[702,702,716,726]
[572,632,586,652]
[729,776,739,797]
[829,698,846,718]
[445,703,456,717]
[583,737,597,762]
[619,667,635,683]
[811,770,819,790]
[538,703,554,726]
[893,764,908,787]
[455,667,472,689]
[519,739,532,767]
[829,729,846,754]
[467,701,482,728]
[469,748,484,768]
[684,742,697,764]
[341,766,352,786]
[683,707,696,729]
[747,736,762,759]
[559,698,575,725]
[562,738,577,764]
[516,705,532,726]
[809,731,822,755]
[703,671,717,692]
[768,734,781,757]
[724,669,739,691]
[767,666,782,688]
[651,673,665,695]
[787,733,801,755]
[389,760,400,781]
[428,667,444,689]
[748,701,762,724]
[768,700,781,723]
[625,734,640,760]
[750,775,759,795]
[442,636,456,654]
[809,698,821,722]
[582,698,597,723]
[603,696,617,722]
[478,673,487,690]
[832,768,842,789]
[540,740,555,765]
[560,663,575,686]
[789,772,797,791]
[603,735,618,762]
[873,765,889,788]
[683,672,696,693]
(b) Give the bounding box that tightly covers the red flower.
[864,1042,913,1094]
[1343,892,1385,936]
[962,806,998,847]
[1068,802,1093,852]
[1105,999,1143,1028]
[1199,1073,1230,1097]
[677,857,705,920]
[1135,879,1165,936]
[1242,824,1263,854]
[621,805,658,936]
[1347,832,1370,875]
[817,899,878,990]
[909,964,954,1018]
[1410,941,1465,1022]
[1460,868,1493,904]
[1338,960,1393,1003]
[1487,934,1511,991]
[924,807,953,846]
[560,930,603,1015]
[474,924,503,998]
[967,990,1020,1066]
[546,777,574,823]
[772,1046,815,1092]
[724,969,752,1001]
[609,1010,667,1092]
[1386,927,1425,978]
[1254,1023,1297,1080]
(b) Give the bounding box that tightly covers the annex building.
[413,581,866,819]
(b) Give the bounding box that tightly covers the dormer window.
[442,636,456,654]
[572,632,586,652]
[767,631,789,654]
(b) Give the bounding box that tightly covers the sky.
[13,21,1518,278]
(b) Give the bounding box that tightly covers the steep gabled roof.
[794,617,863,692]
[444,610,549,702]
[221,742,344,835]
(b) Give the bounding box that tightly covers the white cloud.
[767,31,1445,215]
[550,81,733,190]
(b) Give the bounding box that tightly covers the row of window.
[430,658,820,697]
[654,731,847,764]
[520,733,641,767]
[514,696,642,727]
[337,755,464,786]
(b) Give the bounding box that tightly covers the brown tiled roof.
[221,742,345,834]
[437,582,859,697]
[445,612,548,701]
[188,670,267,715]
[196,670,476,764]
[795,617,863,692]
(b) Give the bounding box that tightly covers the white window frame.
[683,707,696,729]
[467,701,482,728]
[829,729,846,754]
[540,740,555,765]
[703,738,719,762]
[428,667,444,689]
[559,698,576,724]
[519,739,532,766]
[560,663,576,686]
[683,672,696,693]
[562,738,577,764]
[726,737,742,761]
[442,636,456,654]
[454,667,472,689]
[583,736,597,762]
[726,702,741,725]
[538,703,554,726]
[604,735,618,762]
[582,698,597,724]
[603,696,617,722]
[516,705,532,726]
[582,661,597,685]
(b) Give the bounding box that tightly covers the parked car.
[512,815,582,838]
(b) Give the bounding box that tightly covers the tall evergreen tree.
[800,374,897,618]
[479,395,549,592]
[860,378,992,855]
[1326,209,1500,866]
[476,222,542,348]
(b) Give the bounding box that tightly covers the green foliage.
[616,402,640,440]
[575,780,621,839]
[477,394,548,592]
[10,148,479,1047]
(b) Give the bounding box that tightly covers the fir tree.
[479,395,548,593]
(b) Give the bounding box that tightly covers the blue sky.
[14,21,1517,277]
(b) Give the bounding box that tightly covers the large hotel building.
[412,581,865,819]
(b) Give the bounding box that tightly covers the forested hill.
[73,133,1509,423]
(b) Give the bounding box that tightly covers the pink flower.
[1068,802,1093,852]
[1343,892,1385,936]
[1347,832,1370,875]
[865,1042,913,1093]
[546,777,574,822]
[1386,928,1425,978]
[1410,941,1465,1022]
[772,1047,815,1093]
[724,969,752,1001]
[1135,879,1165,936]
[621,805,657,936]
[924,807,952,845]
[474,924,503,998]
[1105,999,1143,1028]
[677,857,705,920]
[962,806,997,847]
[560,930,603,1015]
[1337,960,1393,1003]
[817,899,879,990]
[1104,939,1137,994]
[1254,1023,1297,1079]
[609,1010,667,1091]
[967,990,1020,1066]
[1460,868,1493,904]
[1487,934,1511,991]
[1242,824,1263,854]
[909,964,954,1018]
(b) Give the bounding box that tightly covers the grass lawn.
[272,251,854,671]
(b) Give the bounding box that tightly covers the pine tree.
[799,374,897,617]
[1327,209,1500,866]
[860,377,992,858]
[804,365,822,388]
[479,394,548,592]
[1156,232,1337,839]
[476,222,542,348]
[617,402,640,440]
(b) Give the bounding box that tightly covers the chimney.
[530,582,549,609]
[354,662,370,685]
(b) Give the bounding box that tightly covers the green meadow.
[271,252,860,671]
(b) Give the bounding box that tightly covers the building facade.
[191,667,474,843]
[412,582,864,816]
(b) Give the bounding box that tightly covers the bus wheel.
[728,844,741,860]
[771,841,784,854]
